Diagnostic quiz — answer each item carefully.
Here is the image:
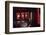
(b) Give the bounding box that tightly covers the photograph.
[5,1,45,34]
[13,7,40,28]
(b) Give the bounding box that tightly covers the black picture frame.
[5,1,45,34]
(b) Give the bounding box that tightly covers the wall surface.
[0,0,46,35]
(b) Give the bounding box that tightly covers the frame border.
[5,1,45,34]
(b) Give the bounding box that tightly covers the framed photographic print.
[5,1,45,34]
